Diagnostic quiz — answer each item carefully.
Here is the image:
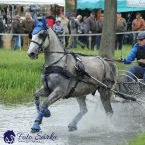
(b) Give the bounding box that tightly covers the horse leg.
[68,96,88,131]
[31,89,62,133]
[34,86,51,117]
[98,84,113,116]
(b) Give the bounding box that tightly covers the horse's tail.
[108,62,118,98]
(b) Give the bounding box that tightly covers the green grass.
[0,44,133,103]
[122,133,145,145]
[0,48,44,103]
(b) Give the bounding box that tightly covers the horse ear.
[42,16,49,29]
[34,16,40,25]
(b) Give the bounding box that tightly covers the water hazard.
[0,94,145,145]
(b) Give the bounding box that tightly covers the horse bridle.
[30,29,49,53]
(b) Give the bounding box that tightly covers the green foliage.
[66,0,75,12]
[122,132,145,145]
[0,49,44,103]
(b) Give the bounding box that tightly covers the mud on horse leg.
[68,96,88,131]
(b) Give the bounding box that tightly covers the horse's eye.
[39,33,43,39]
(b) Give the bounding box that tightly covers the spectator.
[4,5,12,24]
[72,15,82,48]
[80,16,88,46]
[46,11,55,28]
[86,11,99,50]
[53,19,64,42]
[119,31,145,82]
[96,13,104,50]
[60,12,69,47]
[11,15,21,51]
[132,12,145,45]
[21,12,35,51]
[0,15,4,48]
[115,12,127,50]
[67,13,85,49]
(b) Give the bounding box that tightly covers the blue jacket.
[124,43,145,64]
[53,24,64,34]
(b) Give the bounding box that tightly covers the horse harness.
[42,52,114,99]
[42,52,89,99]
[30,29,49,54]
[30,28,114,98]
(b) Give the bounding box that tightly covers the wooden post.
[88,36,92,50]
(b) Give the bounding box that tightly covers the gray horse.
[27,17,118,133]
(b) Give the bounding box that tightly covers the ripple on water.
[0,96,145,145]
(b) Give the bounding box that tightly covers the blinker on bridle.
[30,28,49,53]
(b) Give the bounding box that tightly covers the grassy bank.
[0,49,44,103]
[122,133,145,145]
[0,45,132,103]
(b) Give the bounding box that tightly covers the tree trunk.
[98,0,117,59]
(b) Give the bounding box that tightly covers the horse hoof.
[31,129,40,133]
[31,124,41,133]
[44,109,51,118]
[68,123,77,131]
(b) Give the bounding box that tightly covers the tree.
[98,0,117,59]
[66,0,75,12]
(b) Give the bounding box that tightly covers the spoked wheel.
[116,70,145,99]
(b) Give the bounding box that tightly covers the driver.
[119,31,145,82]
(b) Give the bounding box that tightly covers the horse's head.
[27,17,50,59]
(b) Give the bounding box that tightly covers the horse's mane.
[48,28,65,50]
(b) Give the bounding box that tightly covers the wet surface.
[0,94,145,145]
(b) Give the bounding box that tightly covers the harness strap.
[43,66,73,79]
[44,76,51,93]
[65,81,79,99]
[49,54,66,67]
[30,40,41,46]
[31,40,44,53]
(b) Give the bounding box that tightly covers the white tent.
[0,0,65,6]
[0,0,65,51]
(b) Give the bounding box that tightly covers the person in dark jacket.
[0,15,4,48]
[11,15,21,51]
[80,16,88,46]
[115,12,127,50]
[96,13,104,50]
[86,11,99,50]
[119,31,145,82]
[46,11,55,28]
[67,13,85,49]
[21,12,35,50]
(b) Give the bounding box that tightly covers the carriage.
[115,70,145,100]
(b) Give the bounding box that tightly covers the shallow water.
[0,94,145,145]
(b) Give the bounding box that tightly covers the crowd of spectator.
[0,5,145,51]
[48,11,145,51]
